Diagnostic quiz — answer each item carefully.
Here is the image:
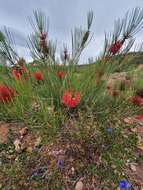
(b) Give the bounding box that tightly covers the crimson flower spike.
[34,71,43,81]
[39,32,47,41]
[62,90,80,108]
[60,44,69,64]
[103,7,143,58]
[64,47,68,61]
[28,10,57,64]
[0,85,16,103]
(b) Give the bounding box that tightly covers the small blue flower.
[119,180,132,190]
[119,180,127,189]
[106,128,113,134]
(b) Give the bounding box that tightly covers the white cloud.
[17,46,33,62]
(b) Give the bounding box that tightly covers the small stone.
[14,139,21,153]
[34,137,41,147]
[27,147,33,153]
[75,181,83,190]
[130,128,137,132]
[15,157,19,161]
[130,164,136,172]
[127,159,130,163]
[123,117,135,124]
[19,127,28,136]
[111,165,116,169]
[71,167,75,174]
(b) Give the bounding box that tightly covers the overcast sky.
[0,0,143,62]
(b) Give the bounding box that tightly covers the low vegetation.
[1,7,143,190]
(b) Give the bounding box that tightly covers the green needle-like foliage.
[102,7,143,59]
[0,27,19,65]
[71,11,94,65]
[28,10,57,64]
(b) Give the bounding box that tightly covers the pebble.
[71,167,75,174]
[130,164,137,172]
[27,147,33,153]
[75,181,83,190]
[14,139,21,153]
[19,127,28,136]
[34,137,42,147]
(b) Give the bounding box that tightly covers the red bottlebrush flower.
[40,32,47,40]
[57,71,65,79]
[62,90,80,108]
[12,68,21,80]
[134,115,143,122]
[0,85,15,103]
[39,32,47,50]
[19,66,27,74]
[34,71,43,81]
[64,48,68,60]
[12,66,28,80]
[109,40,123,55]
[129,96,143,106]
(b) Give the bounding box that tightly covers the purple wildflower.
[57,160,62,169]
